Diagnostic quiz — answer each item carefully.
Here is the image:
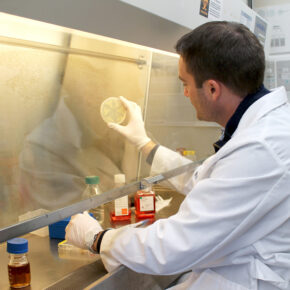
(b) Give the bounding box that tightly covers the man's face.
[178,56,212,121]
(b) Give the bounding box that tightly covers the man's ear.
[204,80,221,101]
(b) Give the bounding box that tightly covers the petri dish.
[100,97,126,124]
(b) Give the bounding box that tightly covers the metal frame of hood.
[0,161,202,243]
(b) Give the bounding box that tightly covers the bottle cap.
[114,174,126,184]
[7,238,28,254]
[85,176,100,185]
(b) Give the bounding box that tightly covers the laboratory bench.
[0,189,184,290]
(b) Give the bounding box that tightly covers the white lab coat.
[100,87,290,290]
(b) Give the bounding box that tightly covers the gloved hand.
[108,96,151,150]
[65,212,102,251]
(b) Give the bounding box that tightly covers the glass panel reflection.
[0,13,149,228]
[140,52,221,178]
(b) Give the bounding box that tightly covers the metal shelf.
[147,121,221,128]
[0,35,147,66]
[0,161,201,243]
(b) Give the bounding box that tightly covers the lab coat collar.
[213,85,270,152]
[234,86,288,136]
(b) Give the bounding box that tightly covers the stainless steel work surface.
[46,263,181,290]
[0,189,185,289]
[84,266,181,290]
[0,233,101,290]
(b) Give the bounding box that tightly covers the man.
[66,21,290,289]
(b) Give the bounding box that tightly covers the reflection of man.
[19,97,122,210]
[66,22,290,289]
[19,55,141,211]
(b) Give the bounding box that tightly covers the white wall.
[120,0,207,29]
[253,0,290,98]
[120,0,252,29]
[253,0,290,9]
[120,0,270,55]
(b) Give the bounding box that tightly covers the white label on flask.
[140,196,154,211]
[115,196,129,216]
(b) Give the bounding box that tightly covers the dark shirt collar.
[213,85,270,153]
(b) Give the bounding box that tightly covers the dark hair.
[175,21,265,96]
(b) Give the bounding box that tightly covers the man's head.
[175,21,265,97]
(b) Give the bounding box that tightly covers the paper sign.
[200,0,210,18]
[200,0,223,20]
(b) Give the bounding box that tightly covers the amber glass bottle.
[7,238,31,288]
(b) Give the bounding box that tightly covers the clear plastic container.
[82,176,104,224]
[110,174,131,223]
[58,240,98,260]
[7,238,31,288]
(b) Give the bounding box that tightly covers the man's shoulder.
[217,112,290,173]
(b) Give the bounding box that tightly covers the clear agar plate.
[100,97,126,124]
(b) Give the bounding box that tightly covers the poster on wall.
[199,0,210,17]
[240,10,252,30]
[264,60,276,90]
[200,0,223,20]
[254,15,267,47]
[277,60,290,92]
[256,4,290,55]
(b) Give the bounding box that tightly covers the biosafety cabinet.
[0,12,220,289]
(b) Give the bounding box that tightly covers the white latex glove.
[108,96,151,150]
[65,212,103,251]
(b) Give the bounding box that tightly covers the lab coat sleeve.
[150,145,200,195]
[100,139,286,275]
